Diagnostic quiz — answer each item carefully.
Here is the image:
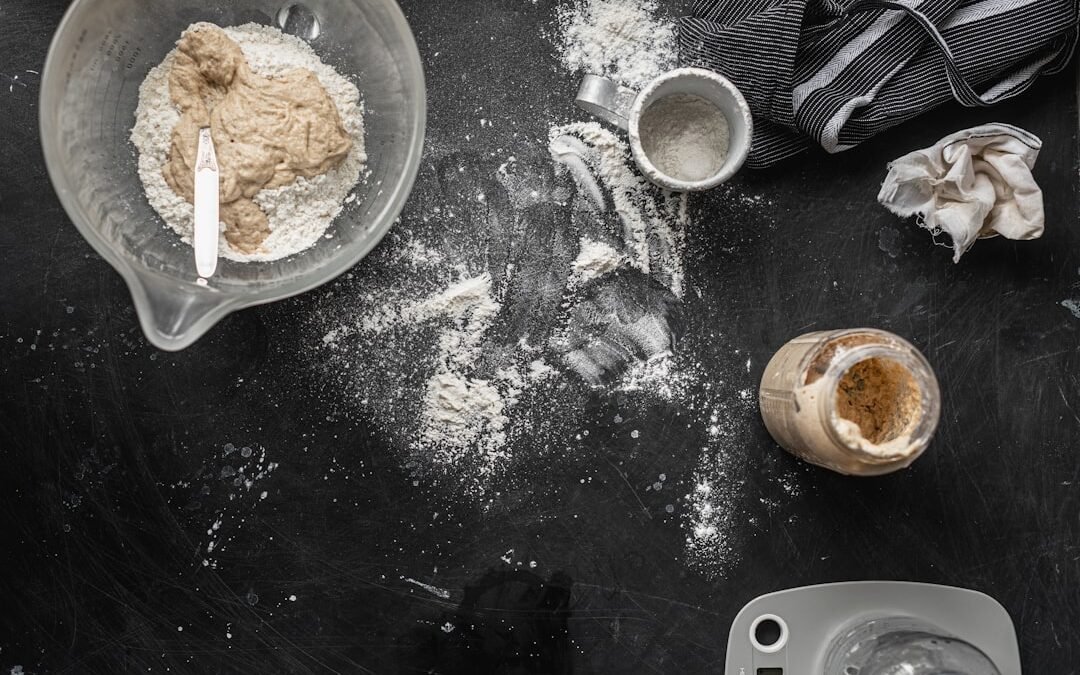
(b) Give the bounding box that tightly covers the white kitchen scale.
[725,582,1021,674]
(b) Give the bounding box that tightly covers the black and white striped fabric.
[679,0,1079,168]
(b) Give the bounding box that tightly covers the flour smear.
[298,0,776,577]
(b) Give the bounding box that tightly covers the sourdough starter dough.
[132,22,366,262]
[163,23,351,254]
[835,356,921,446]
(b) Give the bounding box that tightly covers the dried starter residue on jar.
[804,333,880,385]
[761,330,940,473]
[835,357,922,447]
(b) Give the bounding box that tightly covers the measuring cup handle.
[575,75,638,131]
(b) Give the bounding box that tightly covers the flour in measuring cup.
[638,94,731,183]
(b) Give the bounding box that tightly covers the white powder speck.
[569,237,624,287]
[407,274,511,475]
[527,359,555,381]
[131,23,367,262]
[403,577,452,599]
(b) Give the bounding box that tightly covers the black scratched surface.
[2,0,1080,673]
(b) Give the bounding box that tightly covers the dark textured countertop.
[2,1,1079,673]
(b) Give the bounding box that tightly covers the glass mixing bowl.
[40,0,426,350]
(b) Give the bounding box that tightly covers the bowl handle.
[127,269,237,351]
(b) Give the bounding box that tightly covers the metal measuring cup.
[575,67,753,192]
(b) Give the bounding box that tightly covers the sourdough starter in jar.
[758,329,940,476]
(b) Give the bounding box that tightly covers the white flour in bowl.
[130,23,366,262]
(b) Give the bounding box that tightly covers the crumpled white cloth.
[877,123,1044,263]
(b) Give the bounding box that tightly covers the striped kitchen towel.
[679,0,1079,168]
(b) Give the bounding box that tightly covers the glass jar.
[758,329,941,476]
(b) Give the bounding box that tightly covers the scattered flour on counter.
[569,237,624,287]
[550,3,771,578]
[554,0,677,89]
[527,359,556,381]
[409,275,510,474]
[547,121,688,388]
[181,443,279,570]
[549,123,687,297]
[321,271,556,485]
[684,400,749,578]
[397,239,446,267]
[298,0,775,579]
[686,474,736,575]
[554,281,682,388]
[617,353,683,400]
[131,23,366,262]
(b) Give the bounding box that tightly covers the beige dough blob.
[162,23,352,254]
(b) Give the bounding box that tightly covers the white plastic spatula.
[193,127,220,279]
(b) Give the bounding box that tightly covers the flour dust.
[294,0,787,577]
[552,0,677,89]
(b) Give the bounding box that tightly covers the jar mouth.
[819,343,941,462]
